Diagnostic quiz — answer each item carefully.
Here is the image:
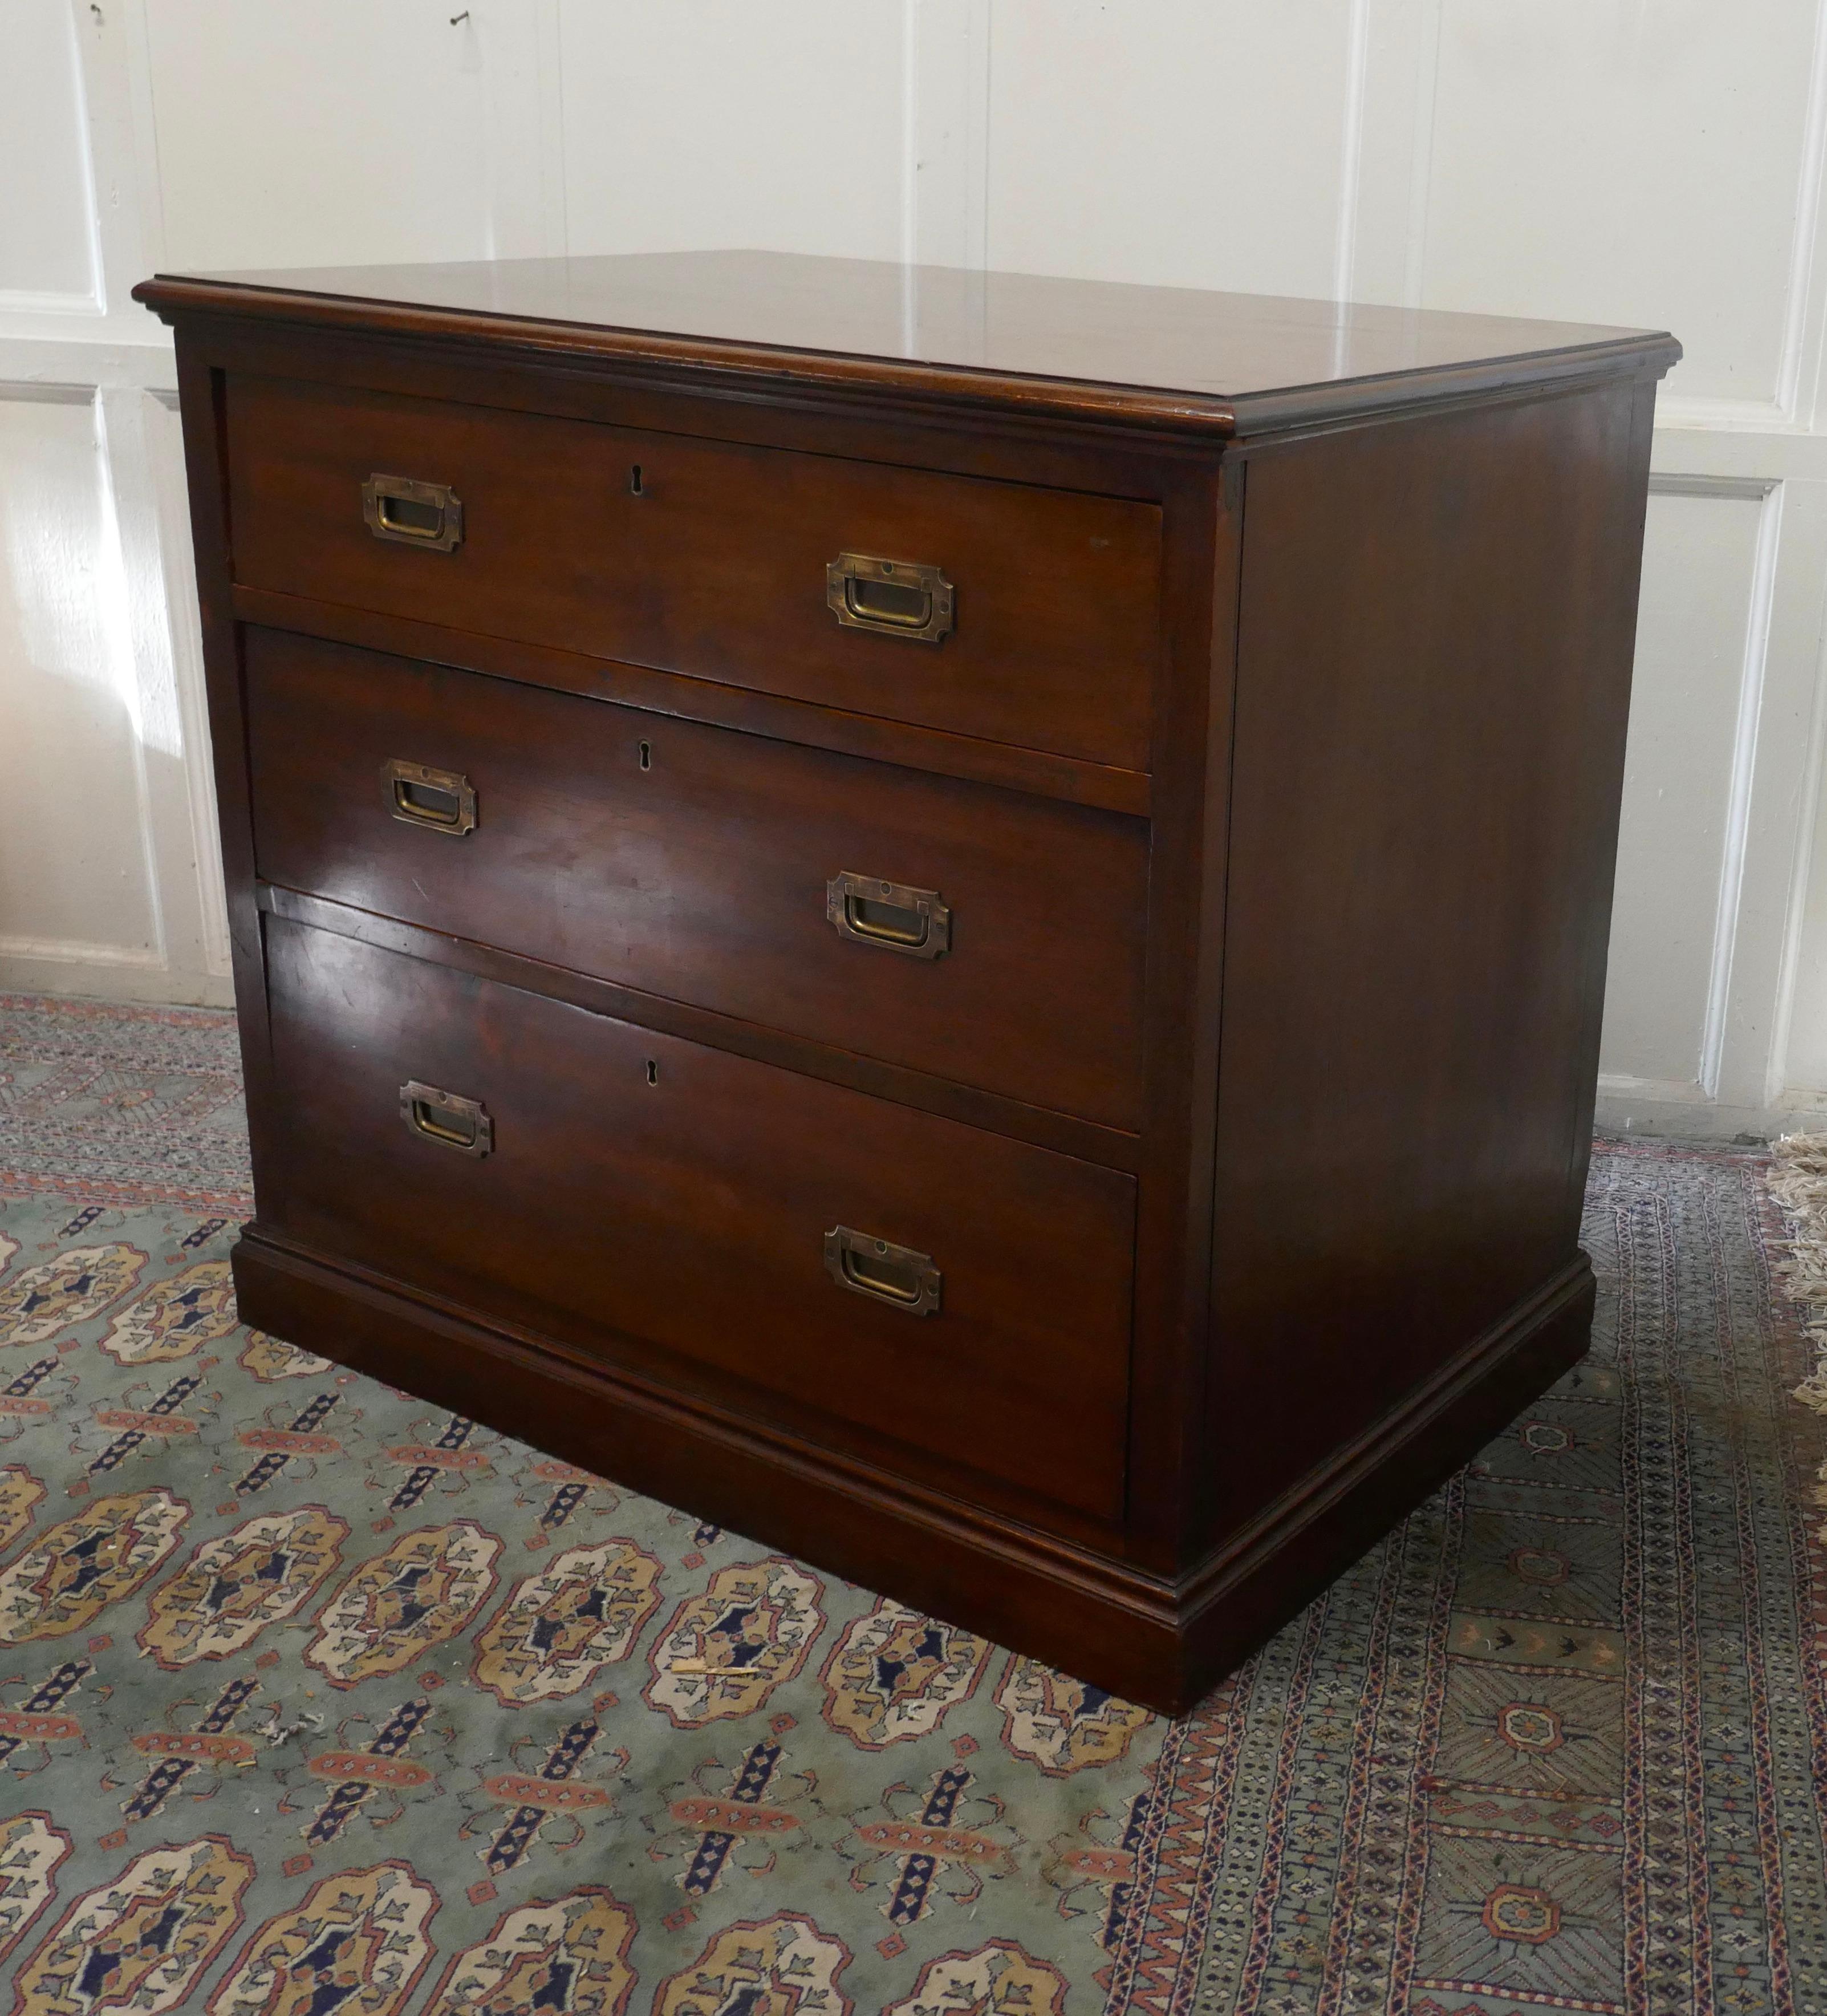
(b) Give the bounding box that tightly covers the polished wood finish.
[254,883,1142,1175]
[229,1225,1595,1708]
[1206,387,1657,1533]
[226,372,1162,766]
[144,249,1673,437]
[262,916,1135,1520]
[245,627,1149,1128]
[137,250,1678,1713]
[228,586,1154,818]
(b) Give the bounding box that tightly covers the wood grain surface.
[150,256,1677,1711]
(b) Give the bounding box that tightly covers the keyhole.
[630,464,644,496]
[638,740,651,772]
[645,1059,659,1085]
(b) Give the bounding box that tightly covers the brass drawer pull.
[384,758,477,836]
[400,1081,493,1157]
[363,473,464,551]
[823,1226,941,1315]
[826,553,954,643]
[826,871,950,959]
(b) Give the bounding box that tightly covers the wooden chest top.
[137,247,1676,439]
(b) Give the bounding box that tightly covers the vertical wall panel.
[1,1,98,302]
[1421,0,1819,407]
[144,0,493,271]
[1787,804,1827,1095]
[142,390,230,985]
[985,0,1355,295]
[1599,492,1767,1086]
[557,1,906,261]
[0,394,159,963]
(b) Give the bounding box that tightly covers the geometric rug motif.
[2,992,1825,2016]
[0,992,249,1211]
[1173,1143,1827,2016]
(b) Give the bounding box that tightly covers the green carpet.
[1,991,1823,2015]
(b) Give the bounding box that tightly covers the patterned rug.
[1,991,1824,2016]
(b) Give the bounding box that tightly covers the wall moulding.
[0,341,178,399]
[1593,1076,1827,1141]
[0,934,164,970]
[0,380,98,407]
[0,289,103,320]
[1647,472,1782,502]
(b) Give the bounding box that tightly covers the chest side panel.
[1205,380,1653,1532]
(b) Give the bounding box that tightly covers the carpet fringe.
[1766,1133,1827,1435]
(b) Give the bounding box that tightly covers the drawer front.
[224,374,1162,770]
[246,629,1149,1131]
[261,918,1134,1519]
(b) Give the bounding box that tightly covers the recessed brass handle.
[400,1081,492,1157]
[823,1226,941,1316]
[826,553,954,644]
[383,759,476,836]
[363,473,463,551]
[826,872,950,960]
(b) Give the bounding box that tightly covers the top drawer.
[222,375,1162,771]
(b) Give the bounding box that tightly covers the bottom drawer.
[259,918,1134,1521]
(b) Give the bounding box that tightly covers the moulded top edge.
[132,249,1682,441]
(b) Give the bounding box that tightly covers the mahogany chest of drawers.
[137,252,1678,1713]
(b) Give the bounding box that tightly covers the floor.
[1,990,1823,2016]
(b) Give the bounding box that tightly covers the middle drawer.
[245,627,1149,1131]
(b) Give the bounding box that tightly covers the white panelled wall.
[6,0,1827,1134]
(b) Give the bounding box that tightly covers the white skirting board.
[1595,1077,1827,1144]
